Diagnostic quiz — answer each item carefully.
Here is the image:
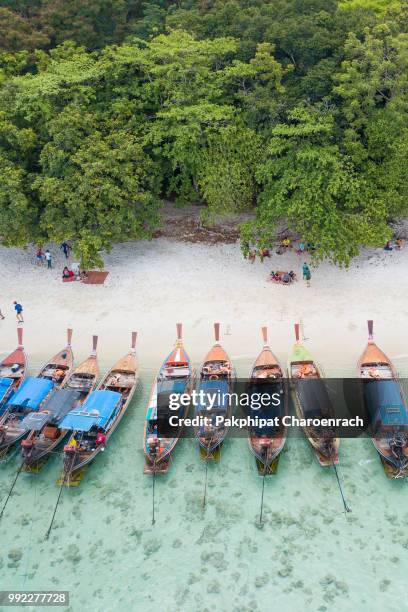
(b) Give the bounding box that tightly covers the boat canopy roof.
[0,377,14,404]
[197,379,229,412]
[6,377,54,410]
[248,379,285,434]
[158,379,188,395]
[364,380,408,426]
[21,388,82,431]
[296,379,333,419]
[60,389,121,432]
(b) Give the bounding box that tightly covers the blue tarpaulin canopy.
[365,380,408,426]
[21,388,82,431]
[6,377,54,410]
[60,389,121,432]
[0,377,13,405]
[197,379,230,412]
[155,378,190,420]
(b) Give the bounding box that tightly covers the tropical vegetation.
[0,0,406,265]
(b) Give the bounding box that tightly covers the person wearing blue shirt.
[13,301,24,322]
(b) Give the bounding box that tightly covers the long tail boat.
[288,323,339,466]
[248,327,288,475]
[357,320,408,478]
[60,332,138,482]
[0,328,27,413]
[195,323,235,460]
[21,335,99,470]
[0,330,73,460]
[144,323,194,474]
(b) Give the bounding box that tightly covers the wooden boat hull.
[195,324,235,459]
[0,385,55,458]
[196,371,235,459]
[62,339,138,480]
[22,335,98,469]
[255,451,281,475]
[0,428,27,460]
[21,429,71,470]
[144,330,194,474]
[290,378,340,466]
[248,436,286,474]
[64,381,138,475]
[288,330,339,467]
[247,330,288,475]
[380,454,408,479]
[143,378,193,474]
[357,321,408,479]
[0,331,72,458]
[0,329,28,413]
[22,371,98,468]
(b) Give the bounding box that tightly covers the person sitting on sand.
[282,272,291,284]
[281,237,291,249]
[80,270,88,281]
[62,266,75,279]
[289,271,295,280]
[395,238,404,250]
[384,241,393,251]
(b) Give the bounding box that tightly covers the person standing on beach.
[60,242,70,258]
[302,262,311,287]
[45,249,52,269]
[36,247,44,265]
[13,301,24,322]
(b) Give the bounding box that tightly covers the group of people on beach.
[243,236,313,287]
[384,239,404,251]
[63,266,88,282]
[36,241,71,269]
[35,241,85,281]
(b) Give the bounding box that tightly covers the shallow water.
[1,358,408,612]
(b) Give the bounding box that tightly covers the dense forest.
[0,0,407,266]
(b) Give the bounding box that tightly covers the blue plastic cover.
[365,380,408,426]
[0,378,13,404]
[197,379,230,412]
[6,377,54,410]
[60,389,121,432]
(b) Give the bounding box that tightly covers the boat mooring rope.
[332,459,352,514]
[21,470,37,588]
[259,449,268,525]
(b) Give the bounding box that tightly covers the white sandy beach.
[1,237,408,375]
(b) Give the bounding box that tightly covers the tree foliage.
[0,1,407,265]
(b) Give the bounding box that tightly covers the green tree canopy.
[0,2,407,266]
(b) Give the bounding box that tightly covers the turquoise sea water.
[1,359,408,612]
